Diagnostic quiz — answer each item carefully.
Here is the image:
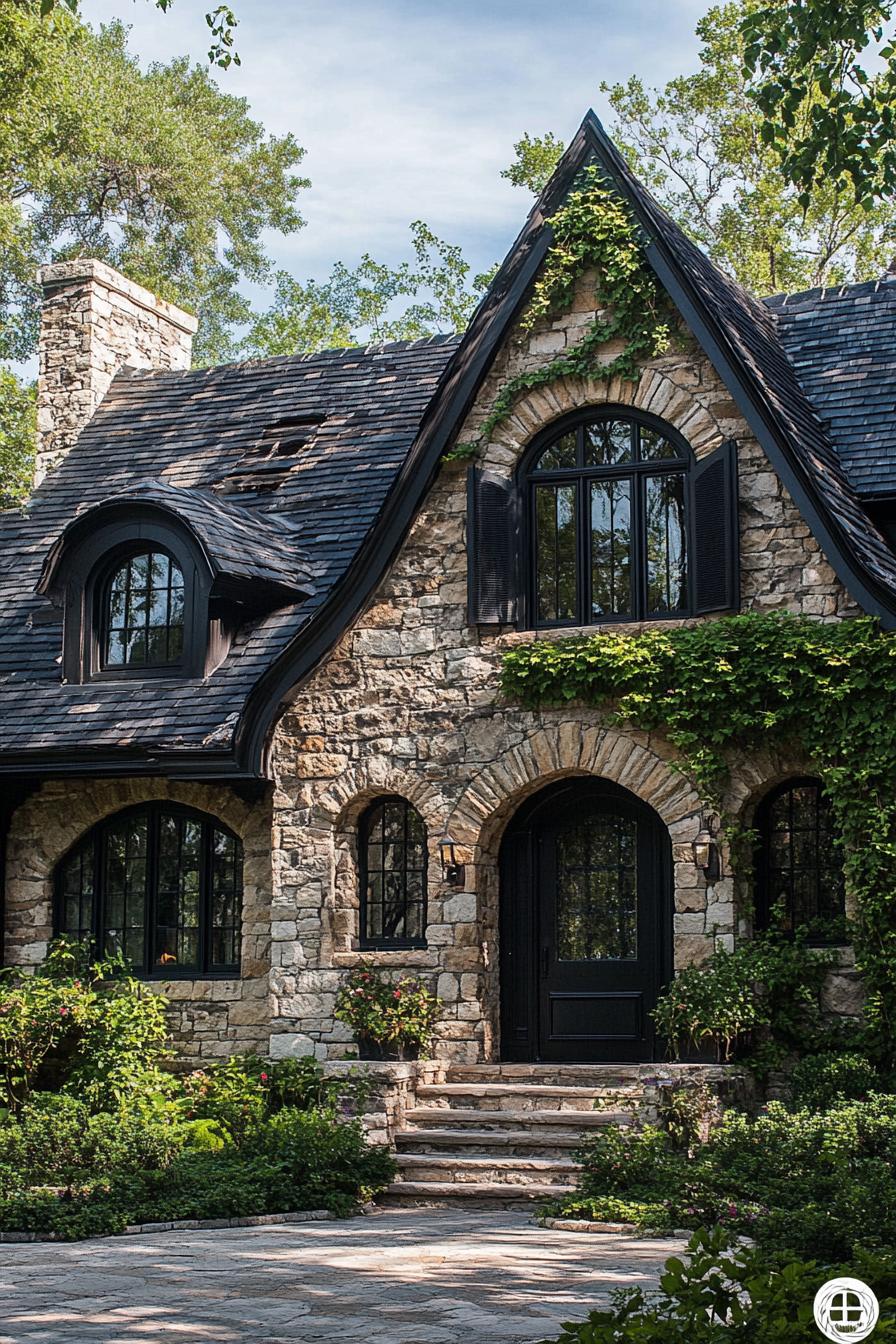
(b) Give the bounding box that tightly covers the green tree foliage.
[505,3,896,294]
[0,371,35,508]
[743,1,896,209]
[0,3,307,367]
[241,221,494,358]
[35,0,240,68]
[500,131,567,194]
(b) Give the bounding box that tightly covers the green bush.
[789,1051,880,1111]
[554,1094,896,1258]
[548,1229,896,1343]
[334,965,442,1051]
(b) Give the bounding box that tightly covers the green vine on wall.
[500,612,896,1056]
[444,165,674,463]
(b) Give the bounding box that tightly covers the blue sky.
[81,0,707,295]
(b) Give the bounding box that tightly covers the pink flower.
[59,1007,69,1017]
[260,1072,269,1082]
[393,989,402,999]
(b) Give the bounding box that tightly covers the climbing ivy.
[500,612,896,1056]
[447,165,674,462]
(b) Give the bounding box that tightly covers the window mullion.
[200,821,212,975]
[146,807,158,977]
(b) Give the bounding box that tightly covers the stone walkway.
[0,1209,683,1344]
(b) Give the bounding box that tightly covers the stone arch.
[310,761,448,958]
[480,366,728,477]
[5,777,271,972]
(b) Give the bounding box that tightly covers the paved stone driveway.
[0,1209,682,1344]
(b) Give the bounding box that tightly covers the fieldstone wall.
[266,270,858,1063]
[35,259,197,487]
[4,778,273,1063]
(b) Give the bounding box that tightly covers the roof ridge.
[763,277,892,308]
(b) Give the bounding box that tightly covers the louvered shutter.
[691,439,740,614]
[466,467,520,625]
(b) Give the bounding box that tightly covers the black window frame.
[98,544,187,676]
[755,776,846,945]
[521,407,695,629]
[53,802,243,978]
[358,795,428,950]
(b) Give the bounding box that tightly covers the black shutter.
[691,439,740,614]
[467,466,520,625]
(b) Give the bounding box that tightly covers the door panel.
[500,780,669,1063]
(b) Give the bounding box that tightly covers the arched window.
[102,549,185,670]
[526,410,692,627]
[359,797,428,948]
[755,778,846,941]
[55,804,242,975]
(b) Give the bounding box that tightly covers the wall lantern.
[693,823,722,883]
[438,834,465,887]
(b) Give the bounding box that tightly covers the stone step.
[395,1127,585,1157]
[446,1064,643,1087]
[394,1153,579,1186]
[380,1179,572,1206]
[404,1106,631,1130]
[415,1083,635,1112]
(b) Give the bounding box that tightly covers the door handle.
[542,945,550,975]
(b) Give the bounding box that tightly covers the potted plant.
[334,966,442,1061]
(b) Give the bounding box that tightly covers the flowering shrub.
[334,965,442,1052]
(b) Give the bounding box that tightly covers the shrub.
[0,939,169,1112]
[789,1051,880,1112]
[334,965,442,1051]
[549,1229,896,1343]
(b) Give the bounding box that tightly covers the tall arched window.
[102,549,185,670]
[526,410,692,627]
[55,804,242,975]
[359,797,428,948]
[755,778,846,941]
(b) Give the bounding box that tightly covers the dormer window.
[103,549,185,670]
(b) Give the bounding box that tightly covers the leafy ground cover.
[0,941,394,1239]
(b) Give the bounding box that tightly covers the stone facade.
[4,266,862,1063]
[35,259,197,487]
[5,778,273,1062]
[263,272,859,1062]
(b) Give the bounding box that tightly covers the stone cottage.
[0,111,888,1083]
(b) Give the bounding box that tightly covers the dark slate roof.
[0,337,458,771]
[39,479,314,597]
[765,281,896,500]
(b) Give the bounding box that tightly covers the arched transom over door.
[499,780,672,1063]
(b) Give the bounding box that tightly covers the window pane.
[58,840,94,942]
[556,813,638,960]
[102,812,148,968]
[154,813,201,971]
[104,551,185,670]
[639,427,682,461]
[535,484,578,624]
[591,479,632,618]
[584,420,633,466]
[535,432,577,470]
[761,781,845,938]
[645,474,688,613]
[363,799,428,945]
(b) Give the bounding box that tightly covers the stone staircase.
[381,1063,644,1208]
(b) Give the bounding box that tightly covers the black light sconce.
[693,821,722,883]
[438,834,465,887]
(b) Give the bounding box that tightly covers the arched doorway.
[499,778,672,1063]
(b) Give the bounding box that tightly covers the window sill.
[333,949,437,969]
[495,613,732,647]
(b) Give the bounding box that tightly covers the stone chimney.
[35,259,198,487]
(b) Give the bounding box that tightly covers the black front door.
[499,779,671,1063]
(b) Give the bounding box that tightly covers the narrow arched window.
[103,550,185,669]
[526,411,692,627]
[55,804,242,975]
[755,778,846,942]
[359,797,427,948]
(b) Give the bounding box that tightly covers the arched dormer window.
[102,548,185,670]
[54,803,242,976]
[359,796,428,949]
[465,408,739,628]
[755,777,846,942]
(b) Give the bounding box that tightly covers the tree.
[241,222,495,358]
[0,5,307,367]
[35,0,240,67]
[500,132,566,195]
[0,371,35,509]
[503,3,896,295]
[742,1,896,209]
